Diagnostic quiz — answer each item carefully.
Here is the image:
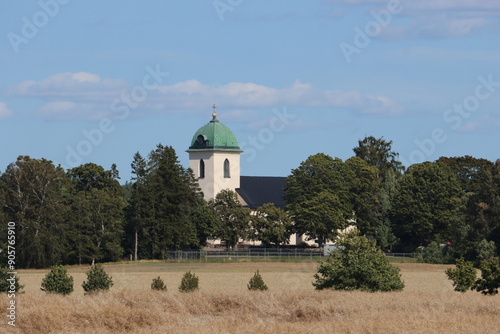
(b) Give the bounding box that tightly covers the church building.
[186,106,286,210]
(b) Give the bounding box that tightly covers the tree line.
[284,136,500,262]
[1,137,499,268]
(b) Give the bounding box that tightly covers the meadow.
[2,261,500,333]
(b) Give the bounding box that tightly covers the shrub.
[476,239,497,265]
[445,258,476,292]
[81,264,114,295]
[418,241,445,264]
[179,271,199,293]
[151,276,167,291]
[247,270,268,291]
[41,265,74,295]
[0,266,23,293]
[474,257,500,295]
[313,230,404,292]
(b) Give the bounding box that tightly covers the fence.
[167,249,323,261]
[166,249,417,261]
[385,252,418,258]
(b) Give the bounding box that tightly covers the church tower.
[186,105,242,200]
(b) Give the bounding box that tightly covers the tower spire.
[211,104,218,121]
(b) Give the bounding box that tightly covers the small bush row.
[3,265,270,295]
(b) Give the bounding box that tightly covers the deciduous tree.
[313,230,404,292]
[0,156,72,268]
[284,153,352,246]
[252,203,293,246]
[210,189,251,249]
[390,162,465,251]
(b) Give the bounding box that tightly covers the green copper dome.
[187,112,242,152]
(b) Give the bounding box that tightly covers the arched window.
[199,159,205,179]
[224,159,230,178]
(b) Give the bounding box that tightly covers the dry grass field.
[2,261,500,333]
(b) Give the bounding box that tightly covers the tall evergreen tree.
[67,163,125,264]
[128,145,204,259]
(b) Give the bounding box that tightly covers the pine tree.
[82,264,114,295]
[128,145,204,259]
[0,266,23,293]
[151,276,167,291]
[41,265,74,295]
[179,271,199,292]
[67,163,125,264]
[247,270,268,291]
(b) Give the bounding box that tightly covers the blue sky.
[1,0,500,181]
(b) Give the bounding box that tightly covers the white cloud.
[9,73,403,120]
[0,102,12,119]
[155,79,402,115]
[9,72,128,99]
[330,0,499,38]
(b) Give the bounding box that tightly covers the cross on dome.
[212,104,217,118]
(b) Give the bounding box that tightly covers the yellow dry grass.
[2,262,499,333]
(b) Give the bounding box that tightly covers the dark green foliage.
[128,145,206,259]
[82,264,114,295]
[67,163,126,265]
[179,271,199,292]
[474,258,500,295]
[313,231,404,292]
[41,265,74,295]
[210,189,251,249]
[0,266,23,293]
[252,203,293,246]
[345,157,383,237]
[353,137,403,249]
[353,136,405,176]
[476,239,497,264]
[190,192,217,248]
[0,156,72,268]
[284,154,353,246]
[445,258,477,292]
[247,270,268,291]
[417,242,449,264]
[151,276,167,291]
[390,162,465,251]
[437,156,499,258]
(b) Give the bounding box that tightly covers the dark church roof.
[236,176,286,209]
